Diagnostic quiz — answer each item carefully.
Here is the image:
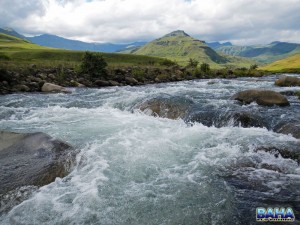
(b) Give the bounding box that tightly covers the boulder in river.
[231,111,267,128]
[275,123,300,139]
[0,131,76,214]
[41,82,71,93]
[137,97,193,120]
[275,76,300,87]
[231,89,290,106]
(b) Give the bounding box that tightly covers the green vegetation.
[131,30,257,68]
[187,58,199,68]
[0,32,169,70]
[260,54,300,72]
[132,68,146,81]
[200,63,210,73]
[80,52,107,78]
[159,59,178,67]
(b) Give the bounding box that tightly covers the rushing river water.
[0,75,300,225]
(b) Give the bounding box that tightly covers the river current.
[0,75,300,225]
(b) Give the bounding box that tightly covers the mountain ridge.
[27,34,147,53]
[213,41,300,63]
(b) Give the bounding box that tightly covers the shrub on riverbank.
[80,52,108,78]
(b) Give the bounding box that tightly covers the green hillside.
[260,53,300,71]
[0,33,167,69]
[216,42,300,64]
[132,30,256,68]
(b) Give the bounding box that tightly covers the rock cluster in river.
[0,131,77,214]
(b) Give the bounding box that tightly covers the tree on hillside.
[250,64,258,70]
[80,52,107,78]
[188,58,199,68]
[200,63,210,73]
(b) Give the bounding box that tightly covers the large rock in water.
[137,97,193,120]
[275,76,300,87]
[0,131,76,213]
[275,123,300,139]
[231,89,290,106]
[41,82,71,93]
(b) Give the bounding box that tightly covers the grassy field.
[260,53,300,72]
[0,33,168,70]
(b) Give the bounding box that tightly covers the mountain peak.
[164,30,190,38]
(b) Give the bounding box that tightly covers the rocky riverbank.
[0,65,267,94]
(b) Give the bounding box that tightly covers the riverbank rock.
[125,77,138,85]
[275,76,300,87]
[231,89,290,106]
[41,82,71,93]
[275,123,300,139]
[137,97,193,120]
[0,131,76,213]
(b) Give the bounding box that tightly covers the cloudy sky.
[1,0,300,45]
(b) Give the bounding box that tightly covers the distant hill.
[260,54,300,71]
[27,34,146,53]
[214,42,300,63]
[131,30,255,68]
[0,27,27,40]
[0,27,147,53]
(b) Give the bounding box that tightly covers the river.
[0,75,300,225]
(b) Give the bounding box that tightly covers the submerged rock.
[0,131,76,214]
[255,146,300,163]
[41,82,71,93]
[275,76,300,87]
[231,112,267,128]
[231,89,290,106]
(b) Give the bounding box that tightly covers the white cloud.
[1,0,300,44]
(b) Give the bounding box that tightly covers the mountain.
[0,27,27,40]
[27,34,146,53]
[132,30,255,68]
[260,54,300,71]
[214,42,300,63]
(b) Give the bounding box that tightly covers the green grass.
[260,54,300,71]
[0,33,168,70]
